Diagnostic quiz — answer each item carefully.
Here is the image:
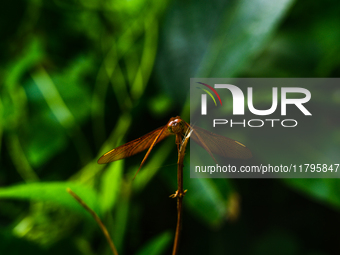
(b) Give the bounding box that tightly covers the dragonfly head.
[167,117,185,134]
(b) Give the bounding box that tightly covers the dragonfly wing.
[98,126,172,164]
[191,125,252,160]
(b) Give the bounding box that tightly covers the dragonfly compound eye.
[167,119,184,134]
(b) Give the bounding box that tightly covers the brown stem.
[172,129,192,255]
[67,188,119,255]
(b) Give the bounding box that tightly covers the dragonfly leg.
[169,189,187,198]
[175,134,182,154]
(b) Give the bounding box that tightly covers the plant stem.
[172,129,192,255]
[67,188,119,255]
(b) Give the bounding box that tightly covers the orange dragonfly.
[98,116,252,175]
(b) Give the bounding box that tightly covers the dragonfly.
[97,116,252,176]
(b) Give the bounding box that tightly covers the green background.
[1,0,340,254]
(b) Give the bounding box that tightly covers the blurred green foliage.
[1,0,340,254]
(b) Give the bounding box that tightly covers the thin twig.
[171,129,192,255]
[66,188,119,255]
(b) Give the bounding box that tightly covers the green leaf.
[4,38,43,88]
[284,179,340,209]
[156,0,294,100]
[24,55,94,166]
[0,182,101,217]
[185,178,228,227]
[100,160,124,213]
[135,231,172,255]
